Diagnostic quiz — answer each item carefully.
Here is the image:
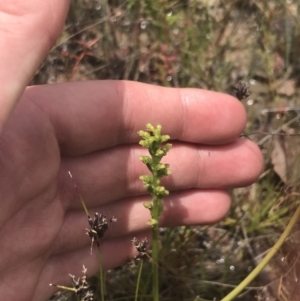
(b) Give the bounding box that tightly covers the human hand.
[0,81,263,301]
[0,2,263,301]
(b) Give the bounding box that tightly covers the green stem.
[135,260,144,301]
[221,204,300,301]
[152,223,159,301]
[152,167,160,301]
[98,250,105,301]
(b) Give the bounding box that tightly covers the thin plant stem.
[80,195,90,217]
[152,161,160,301]
[50,285,76,292]
[221,203,300,301]
[135,260,144,301]
[98,250,105,301]
[152,224,159,301]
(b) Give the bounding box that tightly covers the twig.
[220,204,300,301]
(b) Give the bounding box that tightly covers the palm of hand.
[0,94,63,300]
[0,82,263,301]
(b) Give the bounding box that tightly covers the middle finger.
[60,138,262,210]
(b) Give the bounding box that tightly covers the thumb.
[0,1,70,132]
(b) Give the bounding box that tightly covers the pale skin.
[0,2,263,301]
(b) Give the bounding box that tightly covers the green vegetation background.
[43,1,300,300]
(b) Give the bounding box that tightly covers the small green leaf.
[161,134,170,143]
[139,141,148,148]
[154,186,169,197]
[144,201,153,210]
[139,174,152,182]
[148,218,159,226]
[139,155,151,163]
[137,130,150,139]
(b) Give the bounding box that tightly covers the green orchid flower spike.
[138,123,172,301]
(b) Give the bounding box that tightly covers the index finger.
[25,80,247,155]
[0,0,70,132]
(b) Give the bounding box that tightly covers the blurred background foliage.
[44,1,300,300]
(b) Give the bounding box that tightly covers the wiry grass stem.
[221,203,300,301]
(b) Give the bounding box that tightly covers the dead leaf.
[271,137,287,183]
[276,79,296,97]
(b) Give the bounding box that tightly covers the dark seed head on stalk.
[86,212,117,254]
[132,237,149,259]
[69,268,94,301]
[234,81,250,100]
[50,266,94,301]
